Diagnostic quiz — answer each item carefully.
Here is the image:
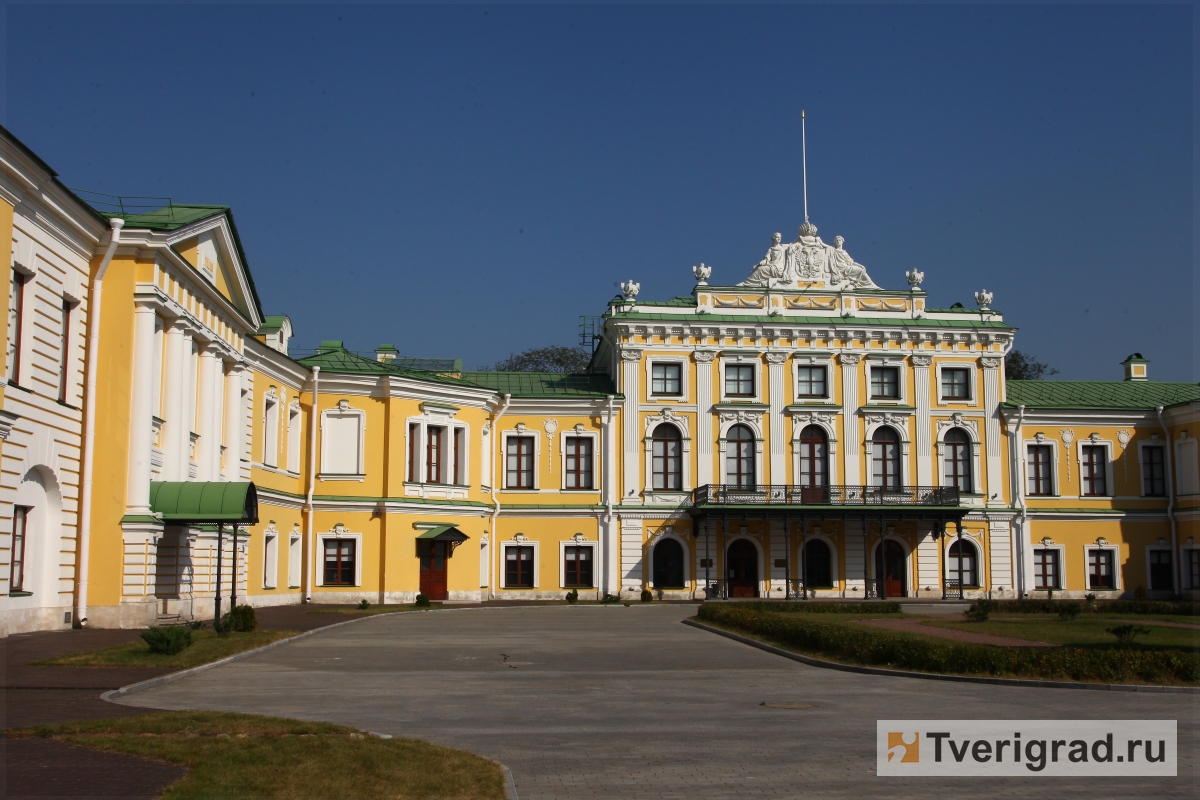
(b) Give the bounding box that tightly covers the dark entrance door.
[653,538,685,589]
[874,540,906,598]
[727,539,759,598]
[419,540,448,600]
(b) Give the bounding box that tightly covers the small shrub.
[731,601,901,614]
[1107,624,1152,647]
[213,619,231,638]
[565,590,579,604]
[357,599,370,610]
[640,589,653,603]
[1085,593,1097,604]
[414,593,431,608]
[188,620,204,630]
[601,593,621,604]
[140,625,193,655]
[225,604,257,632]
[964,600,994,623]
[622,602,631,607]
[1134,586,1147,601]
[1059,603,1082,621]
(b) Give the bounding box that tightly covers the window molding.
[315,528,362,587]
[1084,541,1121,592]
[1137,437,1168,497]
[1024,435,1060,497]
[1175,431,1199,496]
[800,533,840,589]
[560,427,599,491]
[719,353,762,403]
[1145,543,1175,593]
[501,537,539,589]
[287,525,302,589]
[1181,542,1200,591]
[558,535,596,589]
[405,412,469,487]
[643,410,691,494]
[501,426,539,490]
[262,386,281,468]
[646,356,689,401]
[286,399,302,474]
[1076,435,1114,498]
[936,416,982,493]
[717,412,764,488]
[865,354,907,405]
[935,361,978,406]
[647,528,691,589]
[943,533,984,588]
[319,400,365,477]
[790,410,839,489]
[1033,543,1065,590]
[793,353,834,402]
[262,523,279,589]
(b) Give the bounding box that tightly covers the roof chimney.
[1121,353,1148,382]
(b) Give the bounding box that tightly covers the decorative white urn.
[692,263,711,285]
[975,289,994,310]
[905,269,924,288]
[620,280,641,300]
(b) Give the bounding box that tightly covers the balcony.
[690,484,961,508]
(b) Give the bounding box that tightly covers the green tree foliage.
[1005,350,1060,380]
[486,345,590,373]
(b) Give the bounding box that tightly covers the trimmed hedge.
[697,604,1200,685]
[986,599,1200,617]
[728,601,901,615]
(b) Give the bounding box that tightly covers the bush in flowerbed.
[985,599,1200,616]
[696,603,1200,685]
[223,604,257,632]
[727,601,902,615]
[140,625,193,655]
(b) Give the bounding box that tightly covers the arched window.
[946,539,978,587]
[798,425,828,487]
[725,424,755,488]
[652,537,685,588]
[871,427,902,490]
[943,428,972,492]
[651,424,682,490]
[804,538,832,588]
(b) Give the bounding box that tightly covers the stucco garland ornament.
[1061,429,1074,481]
[544,419,558,473]
[1117,429,1131,482]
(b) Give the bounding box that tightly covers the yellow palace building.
[2,125,1198,635]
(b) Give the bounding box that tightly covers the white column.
[620,349,641,503]
[195,342,221,481]
[844,518,866,594]
[913,355,933,486]
[839,354,862,485]
[916,528,941,596]
[181,333,197,478]
[223,362,244,480]
[766,353,787,484]
[620,516,643,591]
[695,351,715,486]
[126,300,158,513]
[988,520,1013,593]
[981,356,1003,504]
[160,320,188,481]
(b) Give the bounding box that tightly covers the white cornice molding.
[163,214,260,329]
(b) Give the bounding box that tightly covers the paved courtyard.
[115,606,1196,799]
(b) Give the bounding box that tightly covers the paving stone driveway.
[115,606,1196,799]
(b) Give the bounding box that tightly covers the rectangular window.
[322,412,361,474]
[505,545,534,588]
[1142,446,1166,496]
[408,423,420,481]
[1149,550,1173,592]
[564,545,593,588]
[1034,548,1059,590]
[453,428,464,484]
[870,367,899,399]
[796,366,827,398]
[1081,445,1107,496]
[263,534,278,589]
[426,426,444,484]
[323,538,356,586]
[564,436,594,490]
[940,367,970,400]
[725,364,755,397]
[58,300,71,403]
[1088,548,1115,590]
[1189,550,1200,591]
[506,436,535,489]
[287,405,301,473]
[9,506,30,592]
[1027,445,1054,496]
[651,363,682,396]
[7,270,25,384]
[263,397,279,468]
[287,535,301,588]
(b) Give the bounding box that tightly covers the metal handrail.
[691,484,961,507]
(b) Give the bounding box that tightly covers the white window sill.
[318,473,366,482]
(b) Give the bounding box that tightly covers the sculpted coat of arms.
[738,221,878,290]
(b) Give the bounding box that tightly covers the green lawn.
[8,711,506,800]
[928,616,1199,651]
[32,629,299,669]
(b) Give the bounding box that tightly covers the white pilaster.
[160,320,188,481]
[620,349,641,503]
[988,520,1013,593]
[982,357,1003,504]
[916,528,941,596]
[766,352,787,484]
[126,300,158,513]
[195,342,221,482]
[839,354,862,484]
[620,516,643,591]
[223,362,244,479]
[844,518,866,594]
[182,333,197,478]
[694,351,715,486]
[913,354,933,486]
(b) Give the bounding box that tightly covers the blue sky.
[4,4,1194,379]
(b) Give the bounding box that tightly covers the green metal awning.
[149,482,259,525]
[416,525,469,543]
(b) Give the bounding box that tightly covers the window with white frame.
[1187,549,1200,591]
[1087,548,1115,590]
[1033,548,1060,589]
[504,544,535,587]
[287,532,301,588]
[263,391,280,468]
[506,436,535,489]
[9,505,30,592]
[7,269,26,384]
[796,366,827,399]
[942,428,973,492]
[651,424,683,490]
[651,362,682,396]
[870,366,900,400]
[564,436,593,489]
[725,364,755,397]
[1027,445,1054,496]
[940,367,970,401]
[1081,444,1108,496]
[1141,445,1166,496]
[57,299,73,403]
[323,538,356,585]
[1176,434,1199,495]
[870,427,902,489]
[321,404,364,475]
[263,531,278,588]
[563,544,594,588]
[1149,549,1173,592]
[426,426,445,484]
[453,428,466,484]
[946,539,979,588]
[287,402,301,473]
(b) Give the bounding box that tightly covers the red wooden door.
[419,541,448,600]
[727,539,759,598]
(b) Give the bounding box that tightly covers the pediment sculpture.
[738,222,878,290]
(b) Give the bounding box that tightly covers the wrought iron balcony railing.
[691,484,961,508]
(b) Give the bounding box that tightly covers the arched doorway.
[804,539,832,588]
[874,539,906,598]
[652,538,685,589]
[727,539,758,597]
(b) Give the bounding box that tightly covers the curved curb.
[681,618,1200,694]
[500,763,519,800]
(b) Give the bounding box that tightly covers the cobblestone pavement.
[114,605,1197,800]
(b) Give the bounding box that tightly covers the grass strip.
[927,617,1200,651]
[986,599,1200,616]
[697,604,1200,685]
[731,600,902,614]
[31,629,299,669]
[8,711,506,800]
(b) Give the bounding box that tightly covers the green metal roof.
[394,356,462,372]
[460,371,618,399]
[416,524,470,541]
[1004,381,1200,410]
[256,315,290,333]
[630,296,699,308]
[607,311,1012,329]
[149,482,259,524]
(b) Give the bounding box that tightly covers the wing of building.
[2,128,1197,634]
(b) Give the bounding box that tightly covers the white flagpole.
[801,109,809,223]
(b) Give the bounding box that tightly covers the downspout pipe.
[1013,405,1027,597]
[604,394,615,597]
[488,394,511,600]
[1157,406,1179,595]
[75,218,124,627]
[304,366,320,601]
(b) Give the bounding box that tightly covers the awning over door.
[415,524,469,555]
[149,482,259,525]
